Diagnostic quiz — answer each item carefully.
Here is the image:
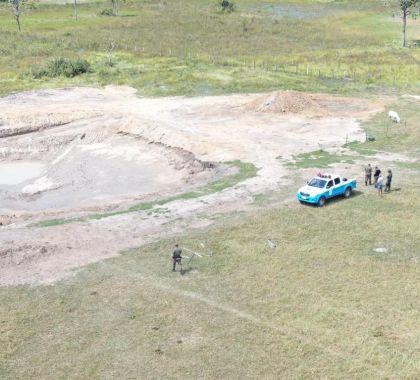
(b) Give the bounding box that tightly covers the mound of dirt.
[245,91,325,115]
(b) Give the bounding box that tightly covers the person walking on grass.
[373,166,381,185]
[376,174,384,197]
[364,163,372,186]
[385,169,393,193]
[172,244,182,272]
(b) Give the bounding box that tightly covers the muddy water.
[0,161,45,185]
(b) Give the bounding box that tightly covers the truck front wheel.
[344,187,352,198]
[318,196,326,207]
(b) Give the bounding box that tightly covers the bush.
[33,58,92,78]
[217,0,235,13]
[99,8,115,16]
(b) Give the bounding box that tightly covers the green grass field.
[347,97,420,156]
[287,149,356,168]
[2,178,420,379]
[0,0,420,96]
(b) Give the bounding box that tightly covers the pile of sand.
[245,91,324,115]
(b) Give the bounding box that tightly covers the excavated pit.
[0,86,394,285]
[0,92,229,213]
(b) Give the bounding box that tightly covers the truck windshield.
[308,178,327,188]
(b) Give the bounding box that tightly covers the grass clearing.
[287,149,356,168]
[346,97,420,156]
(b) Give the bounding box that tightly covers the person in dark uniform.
[172,244,182,272]
[364,164,372,186]
[373,166,381,185]
[385,169,392,193]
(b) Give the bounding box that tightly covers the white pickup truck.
[296,173,357,207]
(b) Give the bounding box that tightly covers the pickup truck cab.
[297,173,357,207]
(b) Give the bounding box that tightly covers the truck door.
[332,177,342,196]
[326,180,333,198]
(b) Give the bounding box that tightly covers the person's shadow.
[180,266,196,276]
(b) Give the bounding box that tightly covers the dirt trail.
[0,86,392,285]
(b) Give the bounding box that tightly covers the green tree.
[8,0,34,31]
[111,0,119,15]
[73,0,77,20]
[398,0,419,47]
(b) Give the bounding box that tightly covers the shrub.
[33,58,92,78]
[217,0,235,13]
[99,8,115,16]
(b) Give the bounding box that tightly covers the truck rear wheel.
[318,196,326,207]
[344,187,352,198]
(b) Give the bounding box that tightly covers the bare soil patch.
[0,87,392,285]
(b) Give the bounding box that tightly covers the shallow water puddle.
[0,161,45,185]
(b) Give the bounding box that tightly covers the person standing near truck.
[376,174,384,197]
[364,164,372,186]
[385,169,393,193]
[373,166,381,185]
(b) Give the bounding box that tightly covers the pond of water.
[0,161,45,185]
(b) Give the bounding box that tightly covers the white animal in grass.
[388,110,400,123]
